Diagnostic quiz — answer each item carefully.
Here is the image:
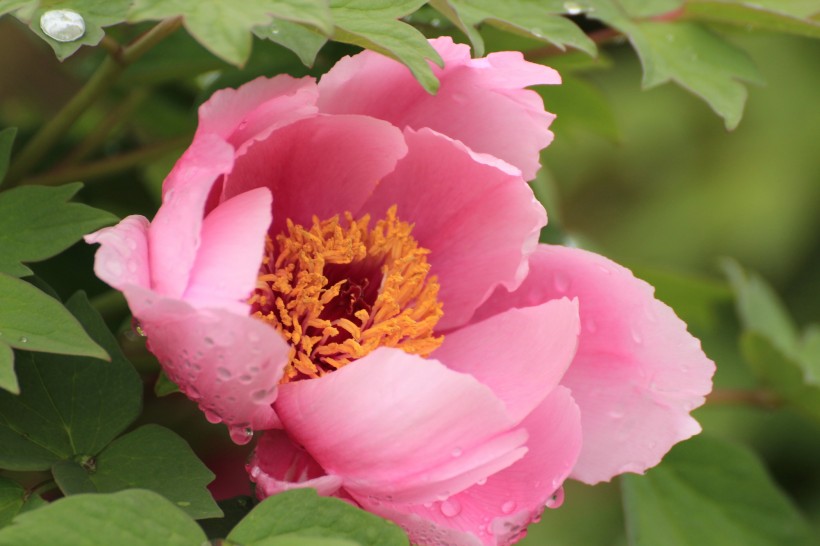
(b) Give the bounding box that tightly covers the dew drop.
[40,9,85,42]
[630,325,643,344]
[203,410,222,424]
[131,318,147,337]
[18,336,28,343]
[440,499,462,517]
[596,264,611,275]
[229,426,254,445]
[430,18,442,27]
[216,367,232,380]
[553,272,569,293]
[239,373,253,384]
[126,260,138,273]
[476,477,487,486]
[563,1,584,15]
[204,336,214,346]
[501,500,516,514]
[106,260,123,276]
[545,487,565,509]
[125,238,138,250]
[451,447,463,457]
[251,389,268,402]
[584,318,597,334]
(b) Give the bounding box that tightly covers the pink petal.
[84,215,151,291]
[360,128,546,330]
[184,187,272,314]
[129,290,289,441]
[433,298,579,423]
[275,348,527,504]
[356,387,582,546]
[149,134,235,298]
[475,245,715,484]
[221,115,407,236]
[195,74,319,153]
[247,431,343,498]
[318,37,559,180]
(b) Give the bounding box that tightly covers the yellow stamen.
[249,206,443,383]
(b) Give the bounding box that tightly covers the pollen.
[249,206,443,383]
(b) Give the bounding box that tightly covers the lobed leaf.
[621,435,817,546]
[0,128,15,187]
[254,19,328,67]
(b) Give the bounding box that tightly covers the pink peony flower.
[86,38,714,546]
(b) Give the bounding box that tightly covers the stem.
[706,389,780,409]
[5,17,182,185]
[18,136,189,187]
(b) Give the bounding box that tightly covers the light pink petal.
[475,245,715,484]
[356,387,582,546]
[149,134,235,298]
[247,431,343,498]
[84,215,151,291]
[360,128,546,330]
[433,298,579,423]
[276,348,527,504]
[184,187,272,314]
[194,74,319,153]
[222,115,407,236]
[128,289,288,442]
[318,37,559,180]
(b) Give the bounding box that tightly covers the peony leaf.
[685,0,820,38]
[537,74,618,141]
[0,292,140,469]
[254,18,328,67]
[330,0,442,93]
[0,489,207,546]
[154,369,181,397]
[128,0,332,67]
[429,0,594,57]
[0,128,15,187]
[52,425,221,519]
[227,488,409,546]
[0,183,117,278]
[0,478,40,528]
[621,435,817,546]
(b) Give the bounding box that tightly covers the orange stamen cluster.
[249,206,443,383]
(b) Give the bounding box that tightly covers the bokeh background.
[1,14,819,545]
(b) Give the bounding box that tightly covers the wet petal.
[84,215,151,291]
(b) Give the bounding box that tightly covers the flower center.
[249,206,443,383]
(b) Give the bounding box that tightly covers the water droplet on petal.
[40,9,85,42]
[203,410,222,424]
[563,1,584,15]
[216,367,232,380]
[584,318,597,334]
[239,373,253,384]
[251,389,268,402]
[451,447,463,457]
[476,477,487,486]
[630,325,643,344]
[440,499,461,517]
[204,336,214,346]
[501,500,516,514]
[553,272,569,293]
[131,318,147,337]
[230,426,254,445]
[545,487,565,509]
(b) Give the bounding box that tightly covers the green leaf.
[254,19,328,67]
[154,369,181,397]
[52,424,221,519]
[0,478,31,528]
[0,489,207,546]
[227,488,409,546]
[537,74,618,141]
[0,292,141,470]
[722,258,799,356]
[330,0,442,93]
[429,0,595,57]
[128,0,332,67]
[621,435,817,546]
[0,275,109,390]
[685,0,820,38]
[199,496,255,539]
[10,0,132,61]
[0,128,15,187]
[0,183,117,277]
[616,0,683,18]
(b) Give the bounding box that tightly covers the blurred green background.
[1,14,818,545]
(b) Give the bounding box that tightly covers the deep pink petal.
[475,245,715,484]
[222,115,407,236]
[275,348,527,504]
[318,37,559,180]
[356,387,582,546]
[128,289,288,441]
[360,128,546,330]
[84,215,151,291]
[149,134,235,298]
[195,74,319,153]
[184,187,272,314]
[433,298,579,423]
[247,430,343,498]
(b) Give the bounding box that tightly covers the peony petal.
[222,115,407,236]
[318,37,559,180]
[360,128,546,330]
[149,134,235,298]
[433,298,579,423]
[184,187,272,314]
[356,387,582,546]
[275,348,527,504]
[195,74,319,153]
[84,215,151,291]
[130,290,289,441]
[247,430,343,499]
[475,245,715,484]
